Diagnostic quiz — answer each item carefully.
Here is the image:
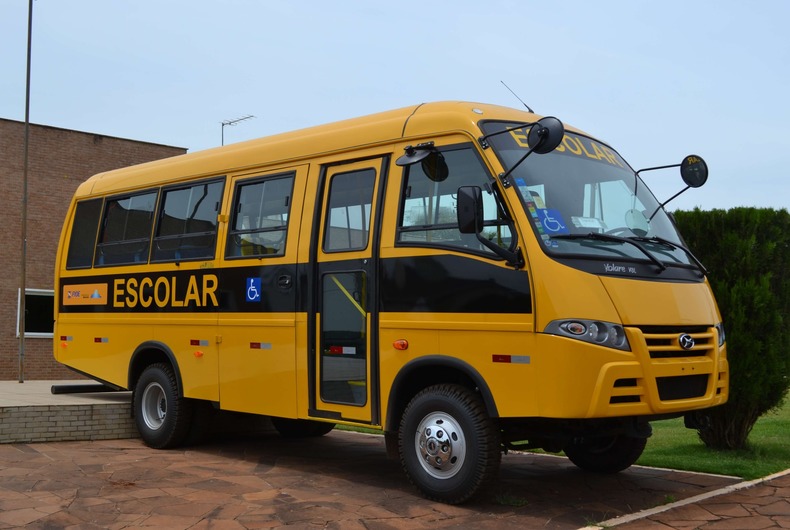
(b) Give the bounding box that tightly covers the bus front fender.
[385,355,499,431]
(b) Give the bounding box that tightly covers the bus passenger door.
[217,166,308,419]
[308,157,387,425]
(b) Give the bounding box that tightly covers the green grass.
[637,399,790,479]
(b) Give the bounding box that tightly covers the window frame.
[225,171,296,260]
[150,177,225,263]
[321,167,377,254]
[65,198,104,270]
[16,288,54,339]
[94,189,159,267]
[395,142,517,259]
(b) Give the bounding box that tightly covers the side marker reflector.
[492,354,531,364]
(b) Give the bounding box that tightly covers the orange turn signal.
[393,339,409,351]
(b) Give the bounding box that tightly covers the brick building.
[0,118,186,380]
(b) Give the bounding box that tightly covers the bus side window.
[151,179,224,262]
[226,174,294,258]
[397,145,513,254]
[95,191,157,266]
[323,169,376,252]
[66,198,103,269]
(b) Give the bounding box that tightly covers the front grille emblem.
[679,333,695,350]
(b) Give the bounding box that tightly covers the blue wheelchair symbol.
[537,208,569,234]
[246,278,261,302]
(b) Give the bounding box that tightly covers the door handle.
[277,275,293,290]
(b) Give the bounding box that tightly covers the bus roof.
[74,101,585,197]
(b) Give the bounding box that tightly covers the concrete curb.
[580,467,790,529]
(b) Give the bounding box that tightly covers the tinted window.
[227,174,294,258]
[397,146,513,254]
[323,169,375,252]
[95,191,157,266]
[320,271,367,406]
[66,198,103,269]
[152,180,224,262]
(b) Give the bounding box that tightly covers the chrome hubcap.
[415,412,466,479]
[141,382,166,431]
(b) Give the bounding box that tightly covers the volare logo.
[604,263,637,274]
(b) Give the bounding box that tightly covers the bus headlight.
[715,322,726,347]
[544,319,631,351]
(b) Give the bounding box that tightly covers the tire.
[271,417,335,438]
[564,435,647,473]
[133,363,193,449]
[398,384,501,504]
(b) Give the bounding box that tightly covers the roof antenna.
[501,81,533,113]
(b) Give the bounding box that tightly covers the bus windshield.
[481,121,696,269]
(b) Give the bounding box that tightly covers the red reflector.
[492,354,512,363]
[190,339,200,346]
[328,346,343,354]
[250,342,260,349]
[60,336,67,341]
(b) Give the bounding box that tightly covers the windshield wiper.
[630,236,708,275]
[551,233,666,272]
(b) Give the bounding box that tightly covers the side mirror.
[496,116,566,184]
[645,154,710,221]
[456,185,524,268]
[528,116,565,154]
[457,186,483,234]
[680,155,708,188]
[421,151,449,182]
[396,143,449,182]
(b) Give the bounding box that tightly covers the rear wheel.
[399,384,500,504]
[564,435,647,473]
[133,363,193,449]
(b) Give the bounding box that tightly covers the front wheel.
[564,435,647,473]
[399,384,501,504]
[133,363,193,449]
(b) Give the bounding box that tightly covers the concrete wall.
[0,119,186,380]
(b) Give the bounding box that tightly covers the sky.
[1,0,788,212]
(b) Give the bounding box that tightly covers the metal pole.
[221,115,254,146]
[19,0,33,383]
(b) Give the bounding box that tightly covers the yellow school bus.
[54,101,728,503]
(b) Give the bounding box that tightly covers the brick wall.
[0,403,139,443]
[0,119,186,381]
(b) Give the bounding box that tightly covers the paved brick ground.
[0,430,745,529]
[595,471,790,530]
[1,383,787,528]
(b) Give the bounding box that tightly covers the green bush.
[673,207,789,449]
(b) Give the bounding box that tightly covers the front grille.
[609,378,641,404]
[637,326,714,359]
[657,374,709,400]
